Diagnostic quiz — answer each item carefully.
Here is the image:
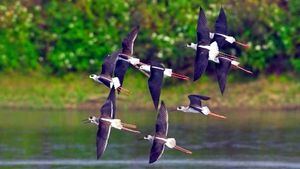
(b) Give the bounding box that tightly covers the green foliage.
[0,0,299,74]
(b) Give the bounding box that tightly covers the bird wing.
[216,57,231,95]
[148,64,164,110]
[188,94,210,107]
[213,8,230,48]
[149,139,165,164]
[155,101,168,137]
[96,99,113,159]
[197,7,210,44]
[122,26,140,56]
[215,8,227,35]
[96,120,111,159]
[107,88,116,118]
[114,58,130,89]
[194,46,209,81]
[100,99,114,119]
[100,50,120,77]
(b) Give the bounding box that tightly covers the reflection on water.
[0,109,300,169]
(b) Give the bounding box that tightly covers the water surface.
[0,109,300,168]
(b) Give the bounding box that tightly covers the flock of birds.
[83,7,252,164]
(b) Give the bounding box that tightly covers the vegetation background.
[0,0,299,110]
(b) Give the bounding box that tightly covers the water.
[0,109,300,169]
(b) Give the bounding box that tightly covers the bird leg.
[121,122,137,129]
[218,52,238,60]
[117,87,130,96]
[133,64,150,77]
[121,127,141,134]
[235,41,250,49]
[233,65,253,74]
[208,112,227,119]
[171,72,190,80]
[174,145,192,154]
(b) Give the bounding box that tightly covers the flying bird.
[210,8,249,49]
[144,101,192,164]
[83,99,140,159]
[176,95,226,119]
[89,50,129,94]
[187,7,238,81]
[114,26,150,91]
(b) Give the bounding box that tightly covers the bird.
[210,8,249,49]
[89,50,129,95]
[176,94,226,119]
[83,98,140,159]
[143,101,192,164]
[146,62,165,110]
[114,26,151,91]
[212,8,253,94]
[187,7,238,81]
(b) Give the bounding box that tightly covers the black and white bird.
[89,50,129,94]
[83,98,140,159]
[212,8,253,94]
[210,8,249,49]
[141,62,188,110]
[176,94,226,119]
[187,7,251,81]
[144,101,192,164]
[114,26,151,90]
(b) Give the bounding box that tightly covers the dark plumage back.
[155,101,168,138]
[188,94,210,107]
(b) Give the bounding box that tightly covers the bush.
[0,0,299,74]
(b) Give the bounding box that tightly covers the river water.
[0,109,300,169]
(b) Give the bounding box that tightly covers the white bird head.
[87,116,99,125]
[89,74,98,81]
[143,135,153,141]
[177,106,184,111]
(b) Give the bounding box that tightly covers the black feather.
[216,57,231,95]
[148,64,164,110]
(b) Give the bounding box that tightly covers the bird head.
[89,74,98,81]
[176,106,185,111]
[143,135,153,141]
[83,116,99,125]
[186,43,192,48]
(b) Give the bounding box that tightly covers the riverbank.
[0,72,299,112]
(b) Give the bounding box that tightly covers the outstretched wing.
[148,64,164,110]
[114,58,130,89]
[99,99,114,119]
[215,8,227,34]
[100,50,120,77]
[155,101,168,138]
[96,120,111,159]
[216,57,231,95]
[188,94,210,108]
[122,26,140,56]
[96,99,113,159]
[197,7,210,44]
[194,46,209,81]
[149,139,165,164]
[107,88,116,118]
[213,8,231,48]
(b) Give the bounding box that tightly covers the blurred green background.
[0,0,299,110]
[0,0,299,74]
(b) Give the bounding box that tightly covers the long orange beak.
[208,112,227,119]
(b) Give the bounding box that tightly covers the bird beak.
[82,119,90,124]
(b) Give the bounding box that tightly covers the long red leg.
[235,41,250,48]
[174,145,192,154]
[219,52,238,60]
[171,72,189,80]
[234,65,253,74]
[208,112,227,119]
[117,87,130,95]
[121,123,137,129]
[121,127,141,134]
